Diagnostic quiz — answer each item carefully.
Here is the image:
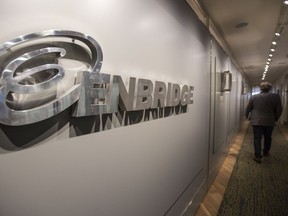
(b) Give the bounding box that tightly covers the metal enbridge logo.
[0,30,194,126]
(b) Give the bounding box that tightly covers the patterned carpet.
[217,124,288,216]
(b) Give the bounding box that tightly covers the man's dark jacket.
[245,92,283,126]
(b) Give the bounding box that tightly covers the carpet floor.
[217,124,288,216]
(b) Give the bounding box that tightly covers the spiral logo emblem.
[0,30,103,125]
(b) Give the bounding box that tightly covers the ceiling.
[189,0,288,86]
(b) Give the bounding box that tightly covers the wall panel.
[208,38,229,182]
[0,1,211,216]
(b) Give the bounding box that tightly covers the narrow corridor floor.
[217,124,288,216]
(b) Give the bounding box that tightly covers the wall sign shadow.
[0,108,71,152]
[0,105,187,152]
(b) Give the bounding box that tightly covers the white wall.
[0,1,214,216]
[0,0,248,215]
[207,38,244,187]
[274,73,288,123]
[208,38,229,179]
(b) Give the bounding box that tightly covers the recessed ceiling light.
[269,54,273,57]
[275,33,280,36]
[268,58,271,61]
[272,41,277,45]
[271,48,275,52]
[284,0,288,5]
[235,22,248,28]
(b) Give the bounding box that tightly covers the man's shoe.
[254,157,263,163]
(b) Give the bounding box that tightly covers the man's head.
[260,82,272,92]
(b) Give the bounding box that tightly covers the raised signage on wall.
[0,30,194,126]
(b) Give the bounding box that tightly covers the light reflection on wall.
[252,86,260,95]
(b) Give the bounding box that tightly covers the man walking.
[245,82,283,163]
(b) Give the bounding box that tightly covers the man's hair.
[260,82,272,92]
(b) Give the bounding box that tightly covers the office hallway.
[195,121,288,216]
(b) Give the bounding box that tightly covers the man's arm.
[245,98,253,119]
[274,94,283,121]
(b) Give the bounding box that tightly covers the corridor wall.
[0,0,245,215]
[227,63,241,145]
[208,38,230,182]
[275,73,288,124]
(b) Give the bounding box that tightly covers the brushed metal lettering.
[171,84,180,106]
[152,81,166,108]
[0,30,195,126]
[189,86,194,104]
[115,76,136,111]
[136,79,153,110]
[180,85,189,106]
[0,30,103,125]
